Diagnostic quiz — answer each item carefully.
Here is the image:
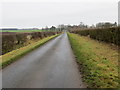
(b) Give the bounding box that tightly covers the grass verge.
[1,34,60,68]
[68,33,119,88]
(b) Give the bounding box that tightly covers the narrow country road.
[2,32,86,88]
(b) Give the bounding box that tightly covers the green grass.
[68,33,119,88]
[0,30,44,32]
[1,34,60,68]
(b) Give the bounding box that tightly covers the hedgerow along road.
[2,32,86,88]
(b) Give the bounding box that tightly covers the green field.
[0,30,44,32]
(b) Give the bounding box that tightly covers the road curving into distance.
[2,32,86,88]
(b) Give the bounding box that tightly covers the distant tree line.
[2,28,18,30]
[41,22,118,31]
[96,22,117,28]
[1,22,118,31]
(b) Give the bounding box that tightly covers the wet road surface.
[2,33,86,88]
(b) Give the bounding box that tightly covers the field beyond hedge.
[0,30,43,32]
[68,33,119,88]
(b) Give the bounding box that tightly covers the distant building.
[118,1,120,26]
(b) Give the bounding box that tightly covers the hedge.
[70,27,120,46]
[2,31,61,55]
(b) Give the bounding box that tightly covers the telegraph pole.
[118,1,120,26]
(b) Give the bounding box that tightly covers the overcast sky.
[0,0,119,28]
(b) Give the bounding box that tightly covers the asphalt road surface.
[2,32,86,88]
